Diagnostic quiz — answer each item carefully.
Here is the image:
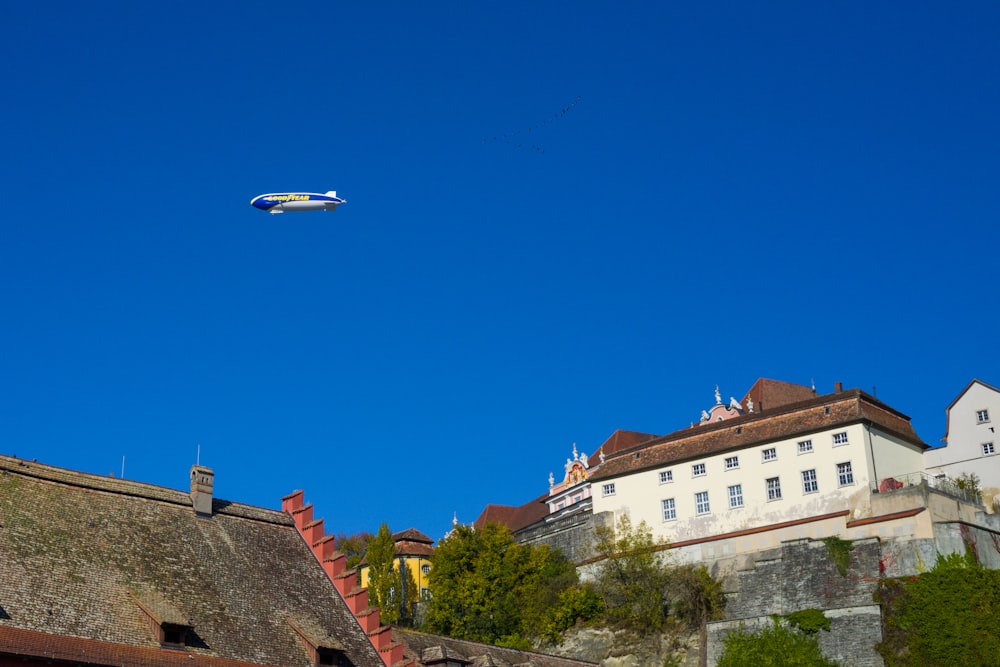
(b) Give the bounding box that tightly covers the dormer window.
[161,624,189,647]
[130,592,192,649]
[289,617,349,667]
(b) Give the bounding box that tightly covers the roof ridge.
[0,454,290,525]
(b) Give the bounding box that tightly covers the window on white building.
[983,442,996,456]
[977,409,990,424]
[798,439,813,454]
[837,462,854,486]
[659,470,673,484]
[766,477,782,501]
[725,456,740,470]
[662,498,676,521]
[762,447,777,462]
[695,491,710,515]
[728,484,743,508]
[602,483,616,497]
[802,469,818,494]
[833,431,849,446]
[692,463,706,477]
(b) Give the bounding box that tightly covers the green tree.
[334,531,374,570]
[716,620,840,667]
[667,563,725,627]
[875,551,1000,666]
[424,522,578,647]
[366,523,402,624]
[593,516,670,634]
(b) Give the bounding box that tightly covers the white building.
[589,380,930,561]
[925,379,1000,510]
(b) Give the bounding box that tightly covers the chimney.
[190,465,214,517]
[834,381,843,393]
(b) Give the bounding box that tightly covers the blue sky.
[3,2,998,541]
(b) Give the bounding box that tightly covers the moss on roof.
[0,455,383,667]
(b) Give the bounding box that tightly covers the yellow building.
[360,528,435,602]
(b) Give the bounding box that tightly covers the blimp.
[250,190,346,214]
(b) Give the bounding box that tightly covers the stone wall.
[706,538,885,667]
[515,509,602,563]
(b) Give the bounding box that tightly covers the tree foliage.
[366,523,401,624]
[875,551,1000,666]
[716,619,840,667]
[423,522,580,647]
[334,531,374,570]
[593,516,671,634]
[591,516,725,636]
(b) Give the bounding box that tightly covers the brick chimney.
[190,465,214,517]
[834,381,843,393]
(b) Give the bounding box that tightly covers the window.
[802,469,818,493]
[798,439,813,454]
[762,447,777,462]
[833,431,849,446]
[766,477,782,501]
[662,498,676,521]
[555,501,564,510]
[695,491,710,515]
[984,442,996,455]
[572,494,582,502]
[659,470,673,484]
[421,564,431,575]
[728,484,744,508]
[602,483,616,497]
[725,456,740,470]
[692,463,706,477]
[837,462,854,486]
[977,409,990,424]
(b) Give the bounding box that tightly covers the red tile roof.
[590,389,926,482]
[0,626,278,667]
[474,492,550,533]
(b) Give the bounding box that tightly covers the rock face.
[547,626,702,667]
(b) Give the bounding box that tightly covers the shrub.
[717,619,840,667]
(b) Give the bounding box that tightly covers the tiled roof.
[0,455,384,667]
[474,492,550,533]
[590,389,927,482]
[393,528,433,544]
[596,430,659,458]
[392,528,435,558]
[394,629,597,667]
[741,378,817,413]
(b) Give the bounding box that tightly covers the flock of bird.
[483,96,581,153]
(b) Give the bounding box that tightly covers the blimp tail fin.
[325,190,337,198]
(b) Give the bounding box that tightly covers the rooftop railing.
[875,471,983,505]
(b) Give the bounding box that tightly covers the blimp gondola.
[250,191,346,214]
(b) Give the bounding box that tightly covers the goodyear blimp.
[250,190,346,215]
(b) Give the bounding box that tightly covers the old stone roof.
[589,388,928,482]
[0,455,384,667]
[393,629,597,667]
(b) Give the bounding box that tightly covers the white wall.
[925,381,1000,497]
[592,423,920,544]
